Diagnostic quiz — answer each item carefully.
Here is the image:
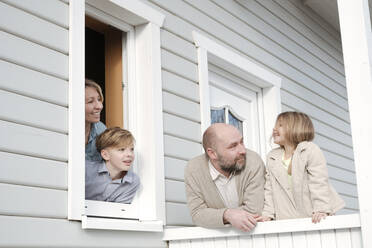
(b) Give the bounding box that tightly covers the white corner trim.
[109,0,165,27]
[197,47,211,136]
[68,0,85,221]
[82,216,163,232]
[192,31,281,88]
[163,214,361,241]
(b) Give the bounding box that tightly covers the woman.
[85,79,106,161]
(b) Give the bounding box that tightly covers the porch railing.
[163,214,361,248]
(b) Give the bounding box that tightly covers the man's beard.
[217,154,246,174]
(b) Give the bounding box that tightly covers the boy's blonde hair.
[85,79,104,102]
[276,111,314,147]
[96,127,135,153]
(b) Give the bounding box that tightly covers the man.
[184,123,265,231]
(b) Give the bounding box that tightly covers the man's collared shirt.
[85,121,106,161]
[208,161,239,208]
[85,160,140,203]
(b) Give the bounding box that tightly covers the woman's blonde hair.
[85,79,104,102]
[96,127,135,153]
[276,111,314,147]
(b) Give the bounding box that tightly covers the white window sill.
[163,214,360,241]
[82,216,163,232]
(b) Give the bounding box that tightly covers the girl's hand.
[256,215,273,222]
[312,212,328,223]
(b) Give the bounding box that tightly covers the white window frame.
[193,31,282,157]
[68,0,166,232]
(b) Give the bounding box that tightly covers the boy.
[85,127,140,203]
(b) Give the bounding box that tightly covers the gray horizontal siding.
[0,1,73,246]
[0,1,68,53]
[145,0,358,226]
[0,215,165,248]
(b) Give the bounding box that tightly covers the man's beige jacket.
[262,141,345,220]
[184,149,265,228]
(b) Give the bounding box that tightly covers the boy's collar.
[99,161,134,184]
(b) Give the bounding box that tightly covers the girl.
[259,111,344,223]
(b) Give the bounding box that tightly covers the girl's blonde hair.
[276,111,314,147]
[85,79,104,102]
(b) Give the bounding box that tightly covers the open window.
[85,15,124,128]
[68,0,165,231]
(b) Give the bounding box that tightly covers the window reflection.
[228,110,243,134]
[211,108,225,124]
[211,106,243,135]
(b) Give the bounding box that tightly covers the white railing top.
[163,214,360,241]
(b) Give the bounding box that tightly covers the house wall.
[141,0,357,226]
[0,0,357,245]
[0,0,164,247]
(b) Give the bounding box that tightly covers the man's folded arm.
[185,171,227,228]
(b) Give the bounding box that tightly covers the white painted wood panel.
[0,1,68,53]
[292,231,307,247]
[252,234,265,248]
[350,228,363,248]
[0,151,67,190]
[320,229,337,247]
[162,49,198,82]
[278,233,293,248]
[166,179,187,203]
[162,70,199,103]
[306,230,322,247]
[185,0,346,90]
[161,29,197,63]
[0,60,68,106]
[264,233,279,248]
[166,202,193,226]
[168,228,363,248]
[163,91,201,123]
[336,229,352,248]
[0,120,68,161]
[212,0,344,76]
[1,0,69,28]
[163,113,201,143]
[0,31,68,79]
[0,215,165,247]
[0,182,66,218]
[164,134,201,161]
[0,89,68,133]
[165,156,187,181]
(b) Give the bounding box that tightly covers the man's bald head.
[203,123,239,156]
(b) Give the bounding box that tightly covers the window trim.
[192,31,282,157]
[68,0,166,231]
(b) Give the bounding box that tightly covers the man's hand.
[223,209,258,232]
[256,215,273,222]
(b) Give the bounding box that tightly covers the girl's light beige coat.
[262,141,345,220]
